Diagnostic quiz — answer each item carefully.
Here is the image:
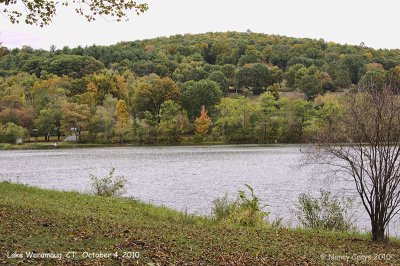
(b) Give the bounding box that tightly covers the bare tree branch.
[304,83,400,242]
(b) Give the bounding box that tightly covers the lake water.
[0,145,398,234]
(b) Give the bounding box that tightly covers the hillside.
[1,32,399,83]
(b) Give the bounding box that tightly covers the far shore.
[0,141,306,150]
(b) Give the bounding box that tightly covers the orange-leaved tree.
[194,106,211,136]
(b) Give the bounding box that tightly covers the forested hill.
[1,32,400,86]
[0,32,400,145]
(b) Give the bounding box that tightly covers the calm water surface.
[1,145,397,233]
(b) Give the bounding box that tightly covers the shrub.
[90,168,127,197]
[0,123,29,144]
[212,193,237,222]
[212,184,269,227]
[192,132,205,143]
[294,189,355,231]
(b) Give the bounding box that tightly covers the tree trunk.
[263,123,267,143]
[371,222,385,242]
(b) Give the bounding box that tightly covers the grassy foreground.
[0,183,399,265]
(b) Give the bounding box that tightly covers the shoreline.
[0,141,307,150]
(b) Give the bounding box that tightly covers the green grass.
[0,141,296,150]
[1,182,399,265]
[0,142,110,150]
[0,141,224,150]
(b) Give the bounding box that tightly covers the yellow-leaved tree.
[114,100,132,144]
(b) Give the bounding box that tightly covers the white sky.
[0,0,399,50]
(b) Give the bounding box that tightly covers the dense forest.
[0,32,399,144]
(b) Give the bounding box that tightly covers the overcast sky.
[1,0,399,50]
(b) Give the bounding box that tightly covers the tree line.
[0,32,399,144]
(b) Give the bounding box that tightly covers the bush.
[0,123,29,144]
[212,193,237,221]
[294,189,355,231]
[192,132,205,143]
[212,184,269,227]
[90,168,127,197]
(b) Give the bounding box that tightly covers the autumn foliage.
[194,106,211,136]
[114,100,132,143]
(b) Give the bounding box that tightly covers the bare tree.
[305,84,400,242]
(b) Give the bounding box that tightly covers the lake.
[0,145,396,233]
